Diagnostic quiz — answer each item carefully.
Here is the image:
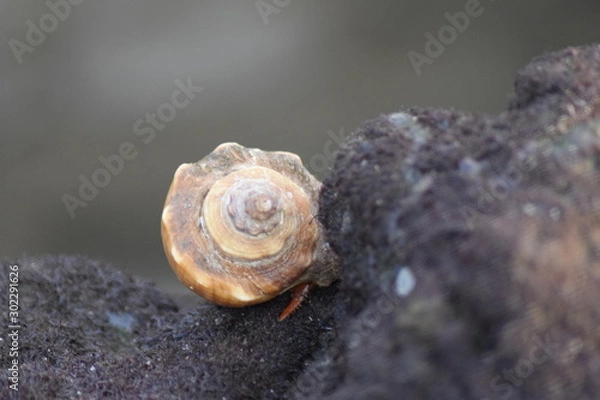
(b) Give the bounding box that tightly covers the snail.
[161,142,340,320]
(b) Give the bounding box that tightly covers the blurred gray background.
[1,0,599,295]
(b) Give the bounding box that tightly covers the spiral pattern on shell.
[161,142,338,307]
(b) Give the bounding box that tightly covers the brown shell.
[161,142,339,307]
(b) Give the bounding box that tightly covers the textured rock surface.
[0,255,338,399]
[314,44,600,400]
[2,44,600,399]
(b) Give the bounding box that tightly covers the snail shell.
[161,142,339,308]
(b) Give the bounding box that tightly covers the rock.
[0,255,337,399]
[311,44,600,399]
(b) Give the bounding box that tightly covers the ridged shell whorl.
[161,142,338,307]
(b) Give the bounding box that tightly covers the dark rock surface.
[316,44,600,400]
[1,255,338,399]
[2,44,600,399]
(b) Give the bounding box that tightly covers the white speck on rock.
[549,207,561,221]
[388,112,413,128]
[395,267,416,297]
[523,202,537,216]
[341,209,353,234]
